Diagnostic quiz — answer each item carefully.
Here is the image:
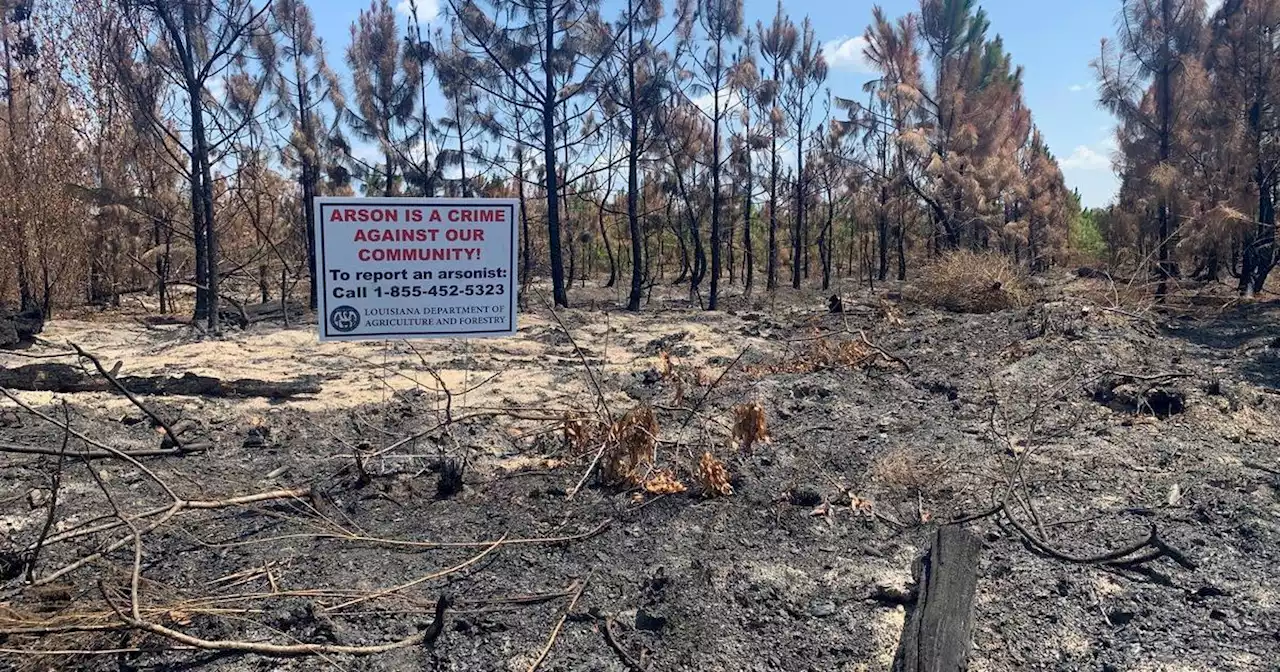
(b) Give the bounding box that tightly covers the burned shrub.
[696,450,733,497]
[911,251,1033,314]
[730,402,771,452]
[436,457,466,499]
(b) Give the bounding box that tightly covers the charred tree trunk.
[709,42,724,311]
[1154,0,1174,302]
[288,8,320,312]
[542,0,568,308]
[820,189,834,291]
[515,138,532,293]
[625,10,644,311]
[767,116,780,291]
[792,166,804,289]
[598,198,617,288]
[671,206,690,286]
[742,168,755,299]
[878,185,891,282]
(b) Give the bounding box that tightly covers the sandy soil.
[17,295,778,417]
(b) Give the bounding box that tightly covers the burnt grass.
[2,286,1279,671]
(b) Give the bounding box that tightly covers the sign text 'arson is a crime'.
[314,197,519,341]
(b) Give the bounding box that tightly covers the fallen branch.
[100,585,451,657]
[0,362,319,399]
[1243,461,1280,477]
[72,344,187,452]
[0,441,203,459]
[963,380,1195,571]
[198,518,611,553]
[858,330,911,373]
[32,489,310,585]
[1097,370,1193,383]
[0,350,77,360]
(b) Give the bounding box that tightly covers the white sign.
[313,197,519,341]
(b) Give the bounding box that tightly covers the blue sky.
[307,0,1138,208]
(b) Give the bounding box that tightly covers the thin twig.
[34,489,309,585]
[25,402,71,581]
[542,294,613,423]
[98,581,451,657]
[0,350,78,360]
[1243,461,1280,477]
[84,454,145,622]
[679,346,750,433]
[527,579,588,672]
[857,330,911,372]
[0,441,200,459]
[29,488,310,553]
[598,614,646,671]
[369,410,560,459]
[196,519,611,552]
[323,536,506,613]
[566,444,607,500]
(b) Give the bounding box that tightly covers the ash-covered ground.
[2,277,1278,671]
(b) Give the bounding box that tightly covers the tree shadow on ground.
[1160,300,1280,389]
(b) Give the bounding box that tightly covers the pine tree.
[755,2,795,290]
[118,0,274,328]
[1095,0,1207,299]
[346,0,420,198]
[679,0,744,309]
[784,17,827,288]
[268,0,342,310]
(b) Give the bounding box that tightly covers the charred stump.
[893,526,983,672]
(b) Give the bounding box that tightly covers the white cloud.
[691,88,742,116]
[1061,144,1110,171]
[1068,83,1086,93]
[396,0,439,24]
[206,76,227,101]
[821,36,875,74]
[1059,139,1120,206]
[349,140,384,169]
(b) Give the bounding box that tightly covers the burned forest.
[1,0,1279,670]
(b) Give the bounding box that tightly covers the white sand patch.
[2,305,780,419]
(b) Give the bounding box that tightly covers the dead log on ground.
[0,302,44,349]
[893,526,983,672]
[1076,266,1114,281]
[0,363,319,399]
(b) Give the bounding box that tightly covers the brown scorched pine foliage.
[0,0,1272,323]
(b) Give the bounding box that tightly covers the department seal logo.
[329,305,361,333]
